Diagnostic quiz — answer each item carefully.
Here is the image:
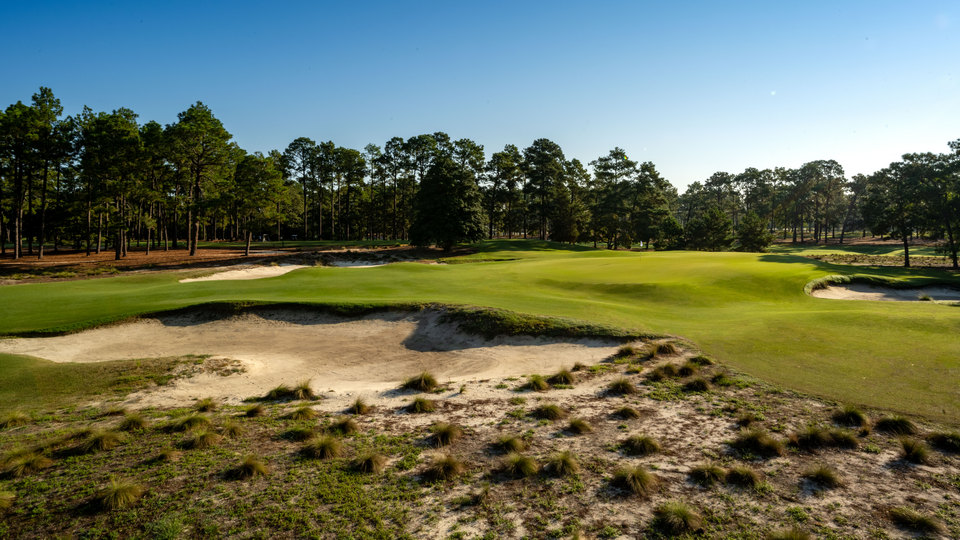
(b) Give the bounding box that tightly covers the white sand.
[0,309,620,408]
[326,260,390,268]
[811,283,960,301]
[179,264,308,283]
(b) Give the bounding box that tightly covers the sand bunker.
[179,264,308,282]
[0,309,620,408]
[811,283,960,302]
[327,260,390,268]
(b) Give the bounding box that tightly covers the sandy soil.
[0,309,620,408]
[811,284,960,302]
[178,264,309,282]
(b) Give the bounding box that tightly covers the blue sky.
[2,1,957,189]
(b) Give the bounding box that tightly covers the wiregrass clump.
[607,377,637,395]
[264,380,317,401]
[532,403,567,421]
[765,528,812,540]
[612,465,658,497]
[430,422,463,447]
[79,430,124,454]
[347,398,371,415]
[302,435,343,460]
[96,478,144,510]
[543,451,579,477]
[425,454,466,482]
[502,453,538,478]
[802,465,842,489]
[402,371,438,392]
[654,342,680,356]
[283,426,316,442]
[326,417,358,436]
[875,416,917,435]
[899,437,930,464]
[0,491,14,511]
[725,465,761,488]
[2,450,53,478]
[182,430,221,450]
[689,355,714,366]
[407,397,437,414]
[547,368,576,386]
[193,397,218,412]
[220,421,244,439]
[677,362,699,377]
[245,404,266,417]
[0,411,30,429]
[227,456,269,480]
[523,374,550,392]
[566,418,592,435]
[494,435,527,454]
[832,405,868,427]
[689,463,726,487]
[729,429,785,458]
[354,452,387,474]
[286,405,318,421]
[789,426,859,451]
[927,431,960,453]
[653,501,702,535]
[613,406,642,420]
[683,377,711,392]
[118,413,148,432]
[170,413,211,432]
[646,364,679,382]
[888,507,945,534]
[622,434,661,456]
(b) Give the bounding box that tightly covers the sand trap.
[0,309,620,408]
[179,264,308,282]
[811,284,960,302]
[327,260,389,268]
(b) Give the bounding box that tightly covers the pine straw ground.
[0,341,957,539]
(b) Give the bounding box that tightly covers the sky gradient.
[2,1,957,189]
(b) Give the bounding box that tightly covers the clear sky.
[2,1,957,190]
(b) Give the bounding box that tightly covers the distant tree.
[736,211,773,252]
[410,155,484,251]
[522,138,566,240]
[234,152,283,255]
[686,206,733,251]
[862,161,924,267]
[655,216,684,250]
[282,137,317,240]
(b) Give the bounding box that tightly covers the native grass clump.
[424,454,466,482]
[407,397,437,414]
[301,435,343,460]
[612,465,658,497]
[502,453,538,478]
[653,501,702,535]
[402,372,439,392]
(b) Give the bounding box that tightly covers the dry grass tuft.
[646,364,679,382]
[401,371,438,392]
[683,377,711,392]
[832,405,868,428]
[612,465,658,497]
[293,380,316,400]
[887,507,945,534]
[220,421,244,439]
[348,398,371,415]
[194,397,218,412]
[283,426,316,442]
[2,450,53,478]
[301,435,343,460]
[613,406,642,420]
[523,374,550,392]
[354,452,387,474]
[494,435,527,453]
[79,430,124,454]
[118,413,148,432]
[543,451,579,477]
[654,342,679,356]
[729,429,784,458]
[677,362,699,377]
[607,377,637,395]
[227,456,269,480]
[286,406,318,421]
[532,404,567,421]
[547,368,576,386]
[689,355,714,366]
[689,463,725,487]
[171,414,211,432]
[566,418,592,435]
[407,397,437,414]
[765,528,812,540]
[789,426,858,451]
[653,501,702,535]
[425,454,466,482]
[622,434,660,456]
[0,411,30,429]
[502,453,538,478]
[899,437,930,464]
[182,430,221,450]
[430,422,463,447]
[802,465,842,489]
[725,465,761,487]
[927,431,960,453]
[875,416,917,435]
[0,490,14,511]
[245,404,266,417]
[158,447,181,462]
[96,478,144,510]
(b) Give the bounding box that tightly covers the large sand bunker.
[179,264,309,282]
[0,309,621,408]
[811,284,960,302]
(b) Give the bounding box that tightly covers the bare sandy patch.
[811,283,960,301]
[178,264,309,282]
[0,309,620,408]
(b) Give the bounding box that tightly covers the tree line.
[1,88,958,266]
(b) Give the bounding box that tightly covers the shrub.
[532,404,567,421]
[543,451,579,477]
[547,369,575,386]
[690,355,714,366]
[425,454,466,482]
[683,377,711,392]
[677,362,699,377]
[0,491,13,511]
[928,431,960,453]
[689,463,725,487]
[613,406,641,420]
[302,435,342,460]
[402,371,438,392]
[888,507,944,534]
[245,404,266,417]
[765,528,812,540]
[802,465,842,489]
[736,412,760,427]
[502,453,538,478]
[729,429,784,458]
[286,406,317,421]
[182,430,221,450]
[283,426,315,442]
[354,452,387,474]
[832,405,867,427]
[725,465,760,487]
[899,437,930,464]
[407,397,437,414]
[220,421,244,439]
[171,414,211,432]
[653,501,702,535]
[118,413,148,432]
[523,374,550,392]
[430,422,463,447]
[228,456,269,480]
[293,380,317,400]
[566,418,592,435]
[622,434,660,456]
[875,416,917,435]
[607,377,637,395]
[327,417,358,436]
[97,478,144,510]
[348,398,371,415]
[494,435,526,453]
[612,465,658,497]
[79,430,124,454]
[0,411,30,429]
[3,451,53,477]
[194,397,218,412]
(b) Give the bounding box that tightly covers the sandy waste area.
[811,283,960,302]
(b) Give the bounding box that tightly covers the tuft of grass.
[425,454,466,482]
[532,403,567,420]
[171,413,211,432]
[654,342,679,356]
[711,371,736,386]
[689,463,726,487]
[613,406,641,419]
[502,453,538,478]
[677,362,699,377]
[683,377,711,392]
[245,404,266,417]
[494,434,527,453]
[79,430,124,454]
[0,411,30,429]
[725,465,761,487]
[875,416,917,435]
[283,426,315,442]
[690,355,714,366]
[832,405,868,427]
[765,528,812,540]
[543,450,579,477]
[118,413,148,432]
[354,452,387,474]
[523,374,550,392]
[293,380,316,400]
[97,478,144,510]
[729,428,785,458]
[887,507,945,534]
[566,418,592,435]
[407,396,437,414]
[647,364,678,382]
[622,434,660,456]
[101,406,127,417]
[547,368,576,386]
[615,344,639,358]
[789,426,837,451]
[927,431,960,453]
[899,437,930,464]
[802,465,842,489]
[302,435,343,460]
[430,422,463,447]
[736,411,760,427]
[607,377,637,395]
[220,420,244,439]
[264,384,293,401]
[158,447,181,462]
[194,397,218,412]
[402,371,438,392]
[228,455,269,480]
[571,362,588,372]
[0,490,14,511]
[612,465,658,497]
[182,430,221,450]
[653,501,702,535]
[286,405,317,421]
[327,417,358,436]
[348,397,371,415]
[2,450,53,477]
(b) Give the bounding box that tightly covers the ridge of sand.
[0,309,621,408]
[179,264,309,282]
[811,283,960,302]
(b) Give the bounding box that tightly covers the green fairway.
[768,242,943,257]
[1,240,958,423]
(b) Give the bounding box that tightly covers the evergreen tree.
[410,155,484,251]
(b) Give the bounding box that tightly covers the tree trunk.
[902,233,910,268]
[38,162,49,259]
[245,229,252,256]
[96,213,102,254]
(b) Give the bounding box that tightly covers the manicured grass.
[1,240,959,422]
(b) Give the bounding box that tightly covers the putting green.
[1,241,957,423]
